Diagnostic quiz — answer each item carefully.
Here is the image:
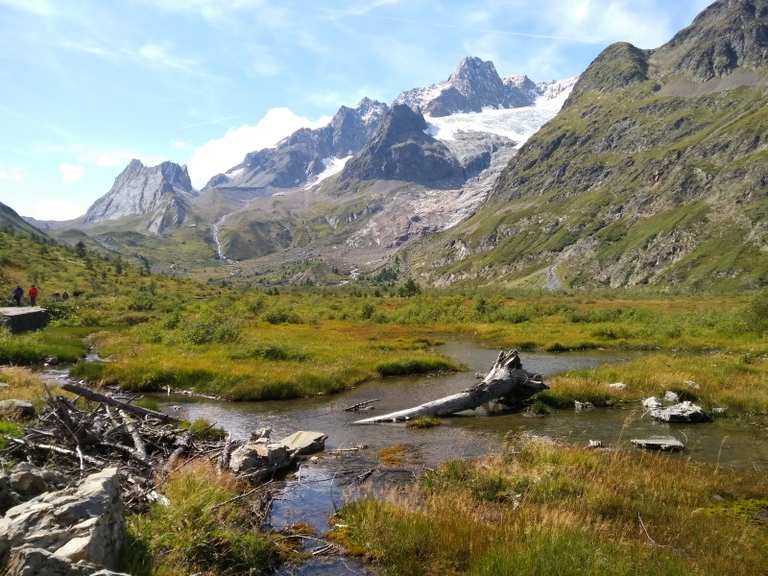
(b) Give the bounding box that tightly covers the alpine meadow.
[1,1,767,575]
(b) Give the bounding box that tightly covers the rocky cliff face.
[206,98,388,191]
[413,0,768,290]
[340,104,464,185]
[83,160,196,234]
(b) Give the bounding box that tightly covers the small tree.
[75,240,87,258]
[398,278,421,298]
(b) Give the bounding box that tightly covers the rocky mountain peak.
[653,0,768,80]
[83,159,195,233]
[340,104,464,185]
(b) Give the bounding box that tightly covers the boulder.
[0,400,36,420]
[229,442,294,480]
[9,463,65,500]
[631,436,685,452]
[642,396,662,411]
[651,401,711,423]
[0,467,124,571]
[0,473,19,514]
[279,431,327,455]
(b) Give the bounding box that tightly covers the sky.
[0,0,713,221]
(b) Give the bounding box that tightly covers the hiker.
[28,285,39,306]
[12,285,23,306]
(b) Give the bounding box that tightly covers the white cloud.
[0,0,55,17]
[138,43,198,71]
[186,107,330,188]
[58,163,85,183]
[11,196,88,221]
[141,0,270,22]
[0,164,24,183]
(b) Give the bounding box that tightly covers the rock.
[574,401,594,412]
[663,391,680,403]
[608,382,626,390]
[631,436,685,452]
[0,382,9,389]
[229,442,294,480]
[650,401,711,424]
[0,473,19,514]
[44,356,60,367]
[0,400,36,420]
[5,546,95,576]
[0,467,124,571]
[280,431,327,455]
[250,427,271,441]
[587,440,603,449]
[642,396,662,410]
[685,380,700,390]
[10,463,65,500]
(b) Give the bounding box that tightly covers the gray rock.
[5,546,95,576]
[0,400,36,420]
[574,401,595,412]
[663,390,680,403]
[229,442,294,480]
[642,396,662,411]
[608,382,626,390]
[651,401,711,423]
[10,463,65,500]
[587,440,603,449]
[631,436,685,452]
[0,467,124,571]
[280,431,327,455]
[83,160,196,234]
[0,473,19,514]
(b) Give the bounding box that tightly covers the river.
[145,341,767,575]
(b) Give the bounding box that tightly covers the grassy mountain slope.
[0,202,47,238]
[409,0,768,291]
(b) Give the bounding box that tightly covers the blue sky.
[0,0,713,221]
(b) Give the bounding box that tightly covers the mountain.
[84,160,196,234]
[395,56,575,117]
[206,98,388,192]
[340,104,464,186]
[412,0,768,290]
[0,202,46,237]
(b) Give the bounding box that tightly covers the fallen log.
[353,350,548,424]
[62,382,178,423]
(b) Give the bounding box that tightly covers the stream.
[45,341,768,575]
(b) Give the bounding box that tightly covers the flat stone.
[229,441,294,479]
[631,436,685,452]
[0,467,123,570]
[280,431,328,455]
[651,401,711,423]
[0,400,36,420]
[0,307,49,334]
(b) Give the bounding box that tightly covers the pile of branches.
[2,383,228,511]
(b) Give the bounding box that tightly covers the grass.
[332,436,768,575]
[406,416,442,429]
[121,461,286,576]
[540,352,768,415]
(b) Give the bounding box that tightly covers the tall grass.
[333,437,768,575]
[122,461,285,576]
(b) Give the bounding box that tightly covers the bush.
[181,316,241,345]
[263,308,302,325]
[744,290,768,334]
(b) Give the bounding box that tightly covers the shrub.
[264,308,302,325]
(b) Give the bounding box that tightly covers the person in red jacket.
[28,285,39,306]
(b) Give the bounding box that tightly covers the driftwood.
[343,399,379,412]
[354,350,548,424]
[62,382,178,423]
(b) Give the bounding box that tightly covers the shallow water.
[51,341,768,575]
[169,341,768,470]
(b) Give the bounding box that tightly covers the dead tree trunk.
[353,350,548,424]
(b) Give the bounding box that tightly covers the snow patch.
[426,76,576,146]
[304,156,352,189]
